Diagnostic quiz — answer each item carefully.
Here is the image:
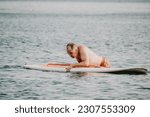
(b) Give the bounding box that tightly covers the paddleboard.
[23,63,147,74]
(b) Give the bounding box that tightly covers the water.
[0,1,150,99]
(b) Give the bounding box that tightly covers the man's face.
[67,46,77,58]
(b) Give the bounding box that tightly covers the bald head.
[66,43,78,58]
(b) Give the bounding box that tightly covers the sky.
[0,0,150,2]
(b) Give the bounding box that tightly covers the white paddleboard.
[23,64,147,74]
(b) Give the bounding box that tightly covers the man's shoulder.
[78,45,88,53]
[78,44,86,49]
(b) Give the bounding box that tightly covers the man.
[66,43,110,71]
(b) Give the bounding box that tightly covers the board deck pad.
[23,63,148,74]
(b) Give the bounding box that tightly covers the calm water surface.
[0,1,150,99]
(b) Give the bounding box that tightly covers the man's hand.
[65,65,73,72]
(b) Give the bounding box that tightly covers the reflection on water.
[69,72,109,78]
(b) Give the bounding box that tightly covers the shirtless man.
[66,43,110,71]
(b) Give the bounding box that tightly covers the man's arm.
[65,46,89,72]
[71,61,89,68]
